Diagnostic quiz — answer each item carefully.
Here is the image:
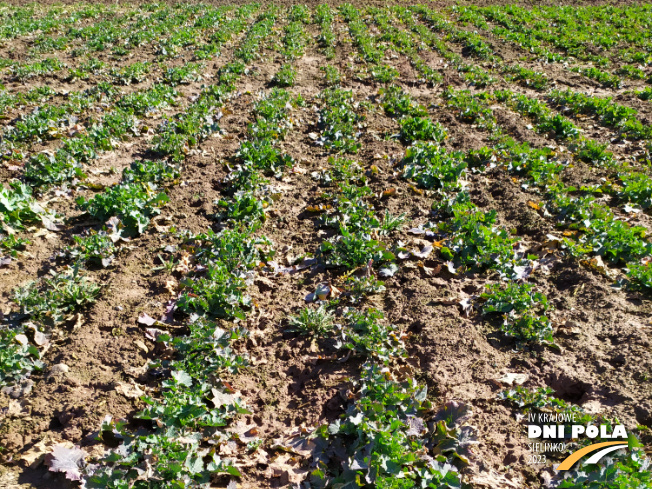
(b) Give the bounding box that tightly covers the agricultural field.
[1,1,652,488]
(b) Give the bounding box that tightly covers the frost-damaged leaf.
[379,263,399,277]
[165,278,178,296]
[268,257,316,275]
[271,432,316,458]
[115,381,145,399]
[14,333,28,345]
[31,328,49,347]
[42,216,63,232]
[397,250,410,260]
[171,370,193,387]
[144,328,166,341]
[406,416,425,437]
[45,444,87,481]
[211,388,237,408]
[435,401,473,427]
[267,452,310,485]
[105,216,124,243]
[228,420,259,444]
[412,245,433,259]
[314,283,340,301]
[459,297,474,317]
[512,264,535,280]
[580,255,610,276]
[497,373,529,385]
[137,313,157,326]
[161,300,176,323]
[20,440,50,468]
[315,283,330,301]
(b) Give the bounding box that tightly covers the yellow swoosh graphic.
[556,441,627,471]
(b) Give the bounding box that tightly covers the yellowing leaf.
[409,185,424,195]
[527,201,540,211]
[382,188,396,198]
[165,278,178,296]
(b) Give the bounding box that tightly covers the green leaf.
[171,370,193,387]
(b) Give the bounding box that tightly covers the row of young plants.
[413,7,496,62]
[341,3,438,88]
[315,4,337,60]
[407,6,497,89]
[2,4,650,486]
[2,156,185,387]
[0,14,265,313]
[269,5,310,88]
[2,2,290,392]
[419,5,555,91]
[1,83,206,388]
[300,149,470,489]
[0,4,258,80]
[379,80,652,485]
[547,89,652,141]
[0,7,266,394]
[4,4,649,95]
[0,7,263,251]
[21,83,179,190]
[377,82,554,345]
[278,34,479,485]
[2,60,234,190]
[443,86,652,291]
[0,66,224,253]
[3,43,260,182]
[84,10,286,487]
[370,7,443,86]
[461,4,652,82]
[314,4,449,87]
[436,5,652,94]
[316,28,560,480]
[0,87,180,385]
[310,6,646,486]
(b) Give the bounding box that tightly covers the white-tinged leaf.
[45,445,87,481]
[379,263,399,277]
[171,370,193,387]
[412,245,433,259]
[137,313,157,326]
[348,412,364,425]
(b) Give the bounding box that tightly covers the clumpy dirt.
[1,3,652,489]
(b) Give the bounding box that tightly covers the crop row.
[441,86,652,291]
[0,4,259,81]
[85,10,283,486]
[455,4,652,85]
[372,78,650,483]
[0,7,266,395]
